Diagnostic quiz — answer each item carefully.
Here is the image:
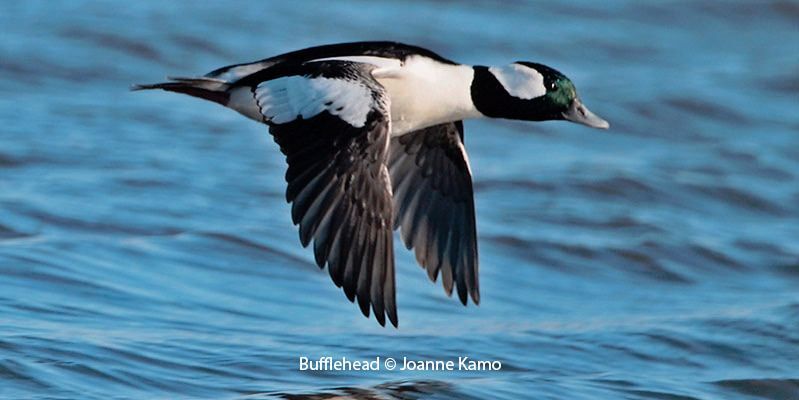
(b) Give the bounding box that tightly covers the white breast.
[311,55,483,136]
[373,56,482,136]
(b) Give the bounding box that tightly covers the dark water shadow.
[713,378,799,400]
[245,380,467,400]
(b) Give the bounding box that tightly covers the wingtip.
[470,289,481,306]
[298,229,312,248]
[457,290,468,306]
[374,309,386,327]
[443,285,454,298]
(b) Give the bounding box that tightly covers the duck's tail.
[131,76,230,106]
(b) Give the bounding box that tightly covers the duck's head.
[471,62,609,129]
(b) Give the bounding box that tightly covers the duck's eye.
[549,82,558,91]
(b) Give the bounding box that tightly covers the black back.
[210,41,456,87]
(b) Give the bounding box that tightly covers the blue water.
[2,1,798,399]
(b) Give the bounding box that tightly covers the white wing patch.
[255,76,374,127]
[488,63,546,100]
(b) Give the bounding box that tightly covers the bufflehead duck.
[134,41,609,327]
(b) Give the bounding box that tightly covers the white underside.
[228,87,263,121]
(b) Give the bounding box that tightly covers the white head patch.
[488,63,546,100]
[255,76,374,127]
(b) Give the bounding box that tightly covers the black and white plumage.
[134,41,608,327]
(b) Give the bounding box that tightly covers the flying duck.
[134,41,609,327]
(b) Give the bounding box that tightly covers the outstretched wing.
[253,61,397,327]
[388,121,479,306]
